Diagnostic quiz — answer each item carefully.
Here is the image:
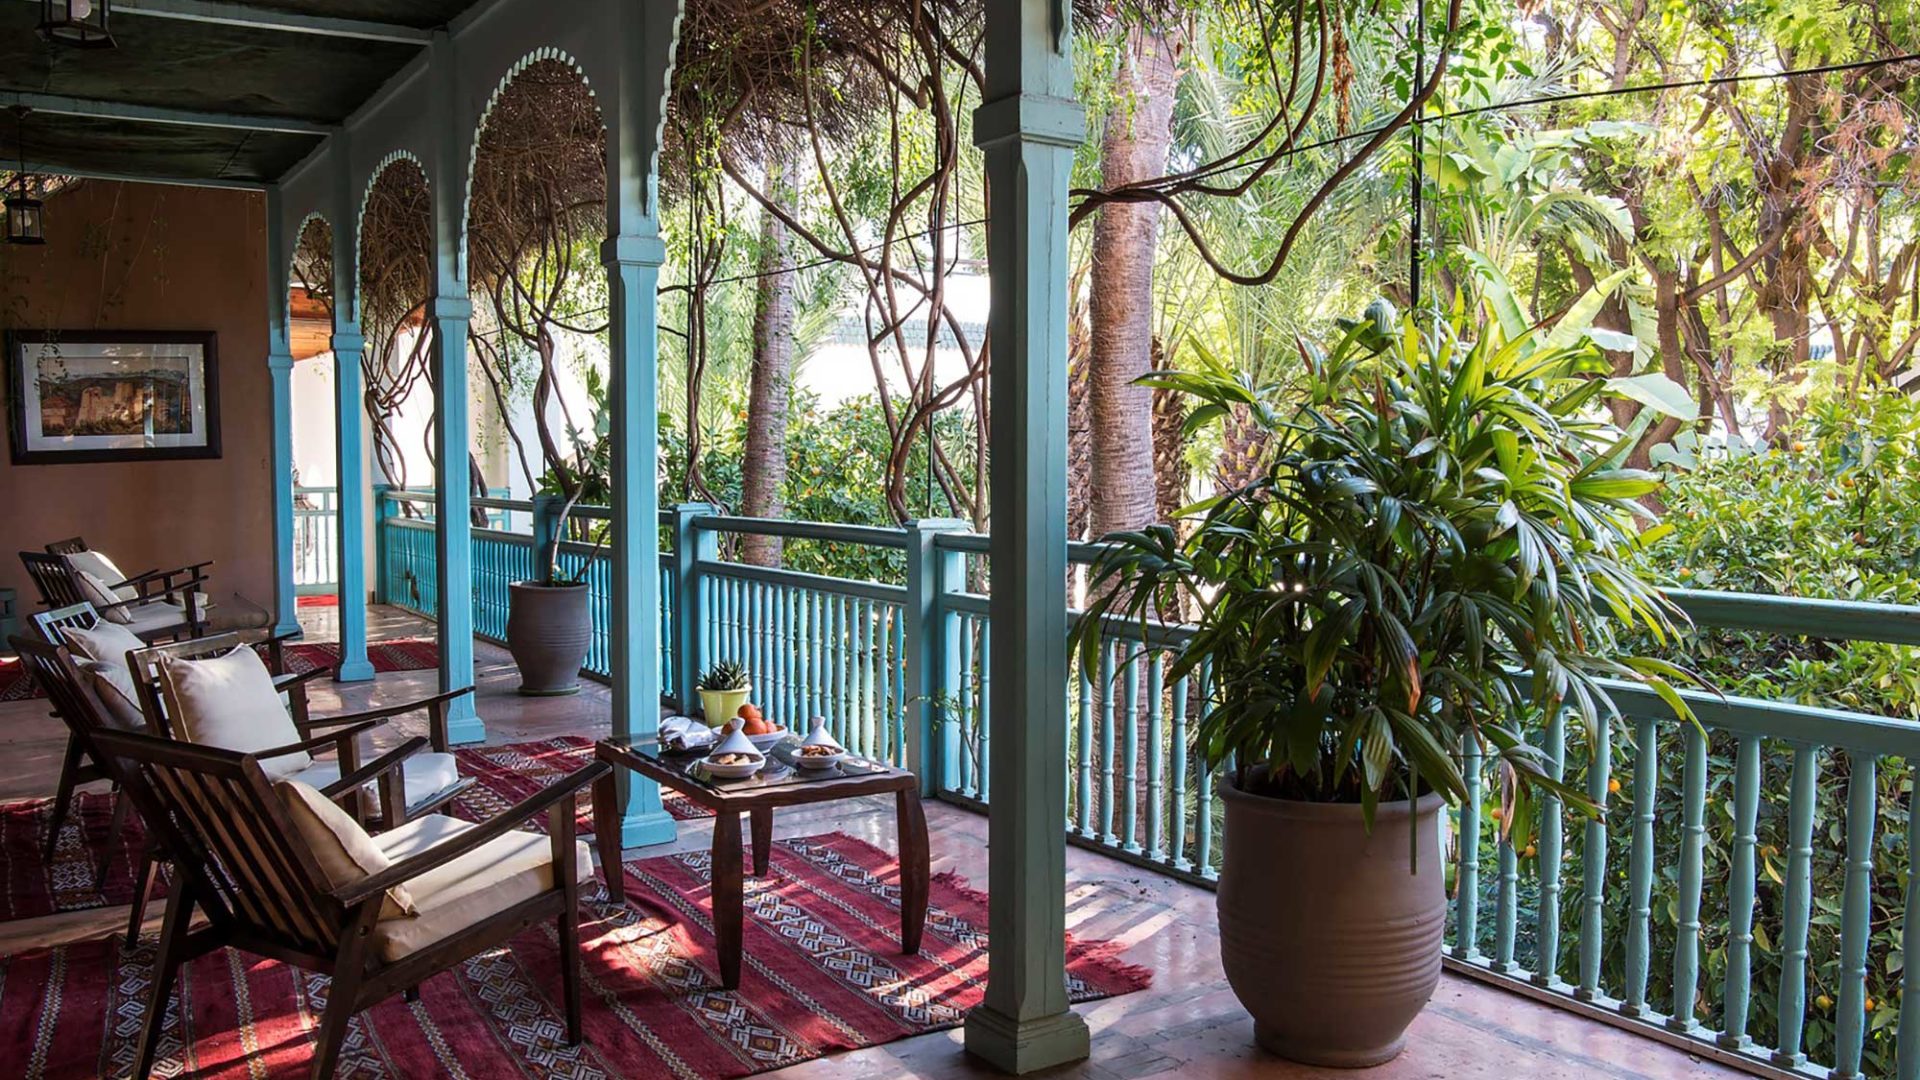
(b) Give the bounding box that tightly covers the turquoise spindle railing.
[373,495,1920,1080]
[1775,746,1819,1068]
[1719,733,1762,1048]
[1533,708,1565,987]
[1833,753,1879,1080]
[1453,731,1482,961]
[1576,715,1610,1000]
[1623,716,1659,1016]
[1670,723,1709,1033]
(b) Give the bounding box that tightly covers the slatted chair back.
[19,551,85,610]
[128,634,255,738]
[90,728,342,957]
[44,537,89,556]
[30,602,102,648]
[13,635,125,737]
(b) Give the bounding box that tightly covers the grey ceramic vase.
[505,581,591,696]
[1217,774,1446,1067]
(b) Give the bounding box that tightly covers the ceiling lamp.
[6,109,44,246]
[39,0,115,49]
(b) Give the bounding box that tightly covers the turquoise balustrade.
[375,491,1920,1080]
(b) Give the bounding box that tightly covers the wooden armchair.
[27,604,309,856]
[45,536,215,608]
[7,634,165,945]
[89,728,607,1080]
[19,551,203,642]
[128,635,476,828]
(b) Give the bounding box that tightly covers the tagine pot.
[1217,771,1445,1067]
[504,581,591,696]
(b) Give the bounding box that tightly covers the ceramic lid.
[801,717,844,751]
[711,719,765,759]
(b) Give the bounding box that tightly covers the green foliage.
[1077,301,1696,825]
[697,659,751,692]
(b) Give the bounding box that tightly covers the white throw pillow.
[74,571,133,624]
[158,646,311,779]
[77,659,146,731]
[64,620,146,667]
[64,551,136,601]
[275,779,416,918]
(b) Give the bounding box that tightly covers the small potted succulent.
[696,660,753,727]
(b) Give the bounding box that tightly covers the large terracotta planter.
[504,581,590,696]
[1217,775,1445,1067]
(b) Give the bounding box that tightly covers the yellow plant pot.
[697,685,752,727]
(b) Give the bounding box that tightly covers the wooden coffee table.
[592,735,929,990]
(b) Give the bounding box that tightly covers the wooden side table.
[593,736,929,990]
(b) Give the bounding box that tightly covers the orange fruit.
[744,716,770,736]
[737,703,763,722]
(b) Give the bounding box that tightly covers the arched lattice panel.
[461,47,607,282]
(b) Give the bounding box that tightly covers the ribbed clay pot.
[505,581,590,696]
[1217,774,1445,1067]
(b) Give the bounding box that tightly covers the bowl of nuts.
[794,743,847,770]
[702,750,765,779]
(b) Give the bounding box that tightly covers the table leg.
[751,807,773,876]
[592,767,625,903]
[712,811,744,989]
[897,788,929,954]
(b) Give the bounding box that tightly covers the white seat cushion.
[369,814,593,962]
[64,551,136,601]
[64,620,145,667]
[274,779,415,918]
[159,646,312,779]
[287,751,462,813]
[121,603,193,638]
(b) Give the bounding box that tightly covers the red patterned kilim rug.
[0,739,705,923]
[0,832,1150,1079]
[0,638,439,702]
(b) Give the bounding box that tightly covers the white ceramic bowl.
[702,752,765,779]
[792,747,847,770]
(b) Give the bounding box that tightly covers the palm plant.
[1075,300,1703,830]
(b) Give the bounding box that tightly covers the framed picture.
[7,331,222,465]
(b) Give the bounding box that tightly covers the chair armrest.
[334,761,609,906]
[292,706,389,735]
[318,737,428,798]
[252,718,385,762]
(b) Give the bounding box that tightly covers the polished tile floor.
[0,606,1739,1079]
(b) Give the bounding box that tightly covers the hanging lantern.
[38,0,114,48]
[6,176,44,246]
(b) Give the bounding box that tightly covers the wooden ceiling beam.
[13,0,435,45]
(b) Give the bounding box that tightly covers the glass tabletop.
[602,734,902,795]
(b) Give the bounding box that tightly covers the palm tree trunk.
[1088,27,1183,539]
[740,157,798,567]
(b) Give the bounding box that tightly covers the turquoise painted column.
[329,330,375,682]
[964,0,1090,1071]
[265,185,301,640]
[428,29,482,744]
[905,518,968,795]
[671,502,720,711]
[603,233,676,848]
[330,138,373,682]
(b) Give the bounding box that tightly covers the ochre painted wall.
[0,181,278,626]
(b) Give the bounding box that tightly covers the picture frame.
[6,330,222,465]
